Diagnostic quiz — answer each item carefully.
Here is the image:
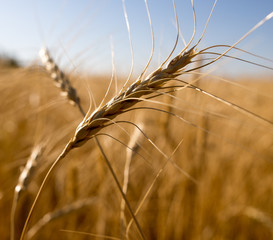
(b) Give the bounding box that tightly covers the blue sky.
[0,0,272,76]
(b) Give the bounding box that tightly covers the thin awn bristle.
[119,0,134,94]
[159,0,180,68]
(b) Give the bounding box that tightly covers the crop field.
[0,1,273,240]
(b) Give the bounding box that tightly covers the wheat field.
[1,1,273,240]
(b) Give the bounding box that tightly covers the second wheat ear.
[39,47,85,116]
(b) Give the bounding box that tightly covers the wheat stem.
[95,137,146,240]
[120,122,143,238]
[20,141,72,240]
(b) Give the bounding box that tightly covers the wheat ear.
[11,145,44,240]
[39,47,85,116]
[70,47,196,149]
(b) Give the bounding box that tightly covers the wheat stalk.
[120,121,144,238]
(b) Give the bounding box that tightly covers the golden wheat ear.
[39,47,85,116]
[10,144,44,240]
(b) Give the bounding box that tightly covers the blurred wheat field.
[1,1,273,240]
[1,65,273,240]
